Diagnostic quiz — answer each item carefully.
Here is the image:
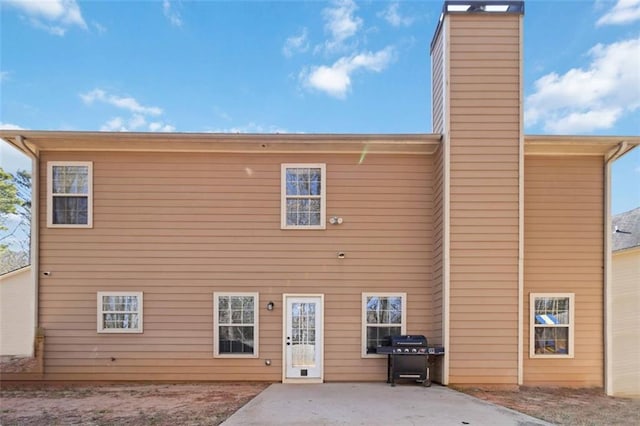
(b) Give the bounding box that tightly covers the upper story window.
[214,292,259,358]
[47,161,93,228]
[530,293,574,358]
[97,292,143,333]
[281,164,326,230]
[362,293,406,357]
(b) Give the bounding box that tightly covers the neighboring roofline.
[0,265,32,280]
[524,135,640,156]
[0,131,442,155]
[613,245,640,255]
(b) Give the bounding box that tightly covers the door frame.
[282,293,325,384]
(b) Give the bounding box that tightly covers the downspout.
[603,141,628,396]
[15,135,40,358]
[441,17,451,386]
[517,13,524,387]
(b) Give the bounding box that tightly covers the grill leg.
[423,366,432,387]
[386,354,392,384]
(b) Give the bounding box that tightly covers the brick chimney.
[431,1,525,387]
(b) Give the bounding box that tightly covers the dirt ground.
[0,383,269,426]
[460,386,640,426]
[1,383,639,426]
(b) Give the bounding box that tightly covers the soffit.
[0,131,442,155]
[525,135,640,156]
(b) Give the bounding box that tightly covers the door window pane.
[291,302,316,367]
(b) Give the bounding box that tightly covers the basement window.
[97,292,143,333]
[362,293,407,357]
[530,293,574,358]
[47,161,93,228]
[214,293,259,358]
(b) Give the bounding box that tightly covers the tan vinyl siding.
[432,26,445,134]
[523,156,604,387]
[446,14,521,385]
[33,150,434,382]
[431,145,444,345]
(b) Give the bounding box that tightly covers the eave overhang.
[3,131,639,157]
[525,135,640,156]
[0,131,442,156]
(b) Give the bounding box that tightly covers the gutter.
[15,135,40,358]
[603,141,630,396]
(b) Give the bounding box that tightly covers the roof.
[612,207,640,252]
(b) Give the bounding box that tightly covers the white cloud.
[0,71,9,82]
[301,47,395,99]
[0,123,26,130]
[80,88,175,132]
[597,0,640,26]
[525,37,640,133]
[283,28,310,57]
[128,114,147,130]
[80,89,163,116]
[4,0,87,35]
[319,0,363,53]
[163,0,183,27]
[206,123,287,133]
[149,122,176,132]
[100,117,126,132]
[378,2,414,27]
[92,21,107,34]
[99,116,175,133]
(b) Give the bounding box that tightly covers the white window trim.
[47,161,93,228]
[213,292,259,358]
[281,163,326,230]
[529,292,575,359]
[97,291,143,333]
[361,292,407,358]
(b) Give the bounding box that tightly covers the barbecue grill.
[376,335,445,387]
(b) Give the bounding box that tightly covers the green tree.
[0,167,19,234]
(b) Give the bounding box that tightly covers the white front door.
[284,295,323,382]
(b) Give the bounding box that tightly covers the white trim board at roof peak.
[0,132,442,155]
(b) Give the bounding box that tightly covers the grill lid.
[386,335,428,347]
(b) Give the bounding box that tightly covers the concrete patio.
[222,383,551,425]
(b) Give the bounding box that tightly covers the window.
[362,293,406,357]
[97,292,143,333]
[214,292,259,357]
[530,293,574,358]
[281,164,326,229]
[47,161,93,227]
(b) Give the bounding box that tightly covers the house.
[1,1,639,392]
[611,208,640,397]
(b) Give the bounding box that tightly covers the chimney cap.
[431,1,524,53]
[442,1,524,15]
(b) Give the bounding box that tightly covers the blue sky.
[0,0,638,214]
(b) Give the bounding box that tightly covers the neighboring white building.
[611,207,640,397]
[0,266,36,357]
